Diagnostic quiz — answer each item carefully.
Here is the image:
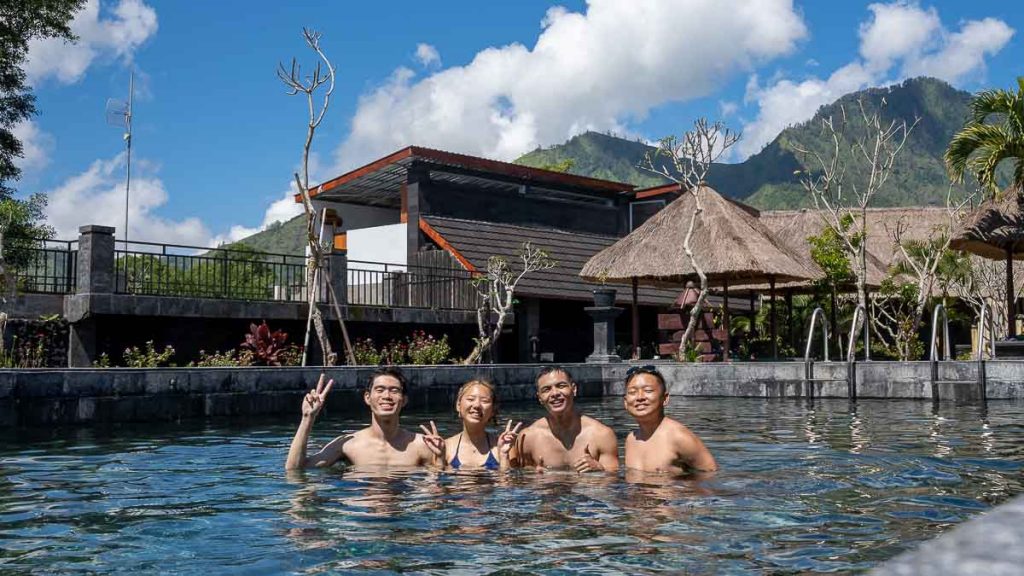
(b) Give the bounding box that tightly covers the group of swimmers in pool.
[285,365,717,474]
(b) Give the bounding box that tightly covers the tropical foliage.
[945,77,1024,196]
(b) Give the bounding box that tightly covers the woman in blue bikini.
[444,380,522,471]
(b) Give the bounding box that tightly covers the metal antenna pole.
[123,70,134,246]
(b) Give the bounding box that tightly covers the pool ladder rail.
[803,304,994,402]
[928,302,995,404]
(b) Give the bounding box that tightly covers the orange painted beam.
[418,218,477,273]
[400,182,408,223]
[634,183,681,200]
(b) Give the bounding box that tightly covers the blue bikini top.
[450,432,500,470]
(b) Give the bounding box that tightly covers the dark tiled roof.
[422,216,680,306]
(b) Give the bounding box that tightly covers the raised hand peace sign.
[301,373,334,420]
[419,420,446,460]
[497,420,523,456]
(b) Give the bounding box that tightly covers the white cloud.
[25,0,158,85]
[210,188,304,246]
[43,154,211,245]
[336,0,807,169]
[415,43,441,68]
[11,121,54,173]
[738,1,1015,158]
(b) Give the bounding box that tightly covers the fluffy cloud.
[336,0,807,169]
[11,121,54,173]
[415,43,441,68]
[738,1,1014,158]
[43,154,211,245]
[25,0,158,85]
[211,188,304,246]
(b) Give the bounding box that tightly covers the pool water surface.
[1,397,1022,574]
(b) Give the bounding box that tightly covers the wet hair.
[454,379,498,423]
[366,366,407,393]
[624,365,667,393]
[535,365,574,387]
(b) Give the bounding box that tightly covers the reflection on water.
[1,398,1022,574]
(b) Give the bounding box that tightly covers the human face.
[364,375,406,417]
[623,372,667,420]
[536,370,576,415]
[457,384,495,426]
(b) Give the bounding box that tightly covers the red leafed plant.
[241,321,290,366]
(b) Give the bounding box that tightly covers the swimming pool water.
[1,397,1022,574]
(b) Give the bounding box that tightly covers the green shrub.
[352,338,382,365]
[408,331,451,365]
[123,341,176,367]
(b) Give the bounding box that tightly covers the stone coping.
[870,495,1024,576]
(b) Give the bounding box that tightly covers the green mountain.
[229,215,307,256]
[516,77,974,209]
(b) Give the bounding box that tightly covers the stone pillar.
[76,225,115,294]
[68,225,115,367]
[328,250,347,306]
[585,305,624,363]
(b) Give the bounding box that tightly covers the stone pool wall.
[1,360,1023,427]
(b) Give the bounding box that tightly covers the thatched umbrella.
[950,188,1024,337]
[581,185,815,359]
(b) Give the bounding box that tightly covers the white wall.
[347,223,407,267]
[312,199,399,232]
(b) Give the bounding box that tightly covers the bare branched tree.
[463,242,555,365]
[796,99,919,345]
[942,255,1024,340]
[278,28,355,366]
[876,186,976,358]
[639,118,739,355]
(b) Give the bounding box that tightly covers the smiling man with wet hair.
[285,367,446,470]
[512,366,618,472]
[622,366,717,474]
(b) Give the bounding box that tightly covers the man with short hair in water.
[513,366,618,472]
[623,366,717,473]
[285,367,446,470]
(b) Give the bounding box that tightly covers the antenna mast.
[123,71,134,245]
[105,71,134,246]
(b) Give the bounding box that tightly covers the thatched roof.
[580,186,815,286]
[757,206,954,290]
[950,188,1024,260]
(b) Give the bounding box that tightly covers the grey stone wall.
[0,363,603,427]
[2,360,1022,427]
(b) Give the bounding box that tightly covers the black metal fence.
[6,238,77,294]
[114,241,311,301]
[110,242,477,309]
[347,260,477,310]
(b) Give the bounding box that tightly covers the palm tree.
[945,77,1024,197]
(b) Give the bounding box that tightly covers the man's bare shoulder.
[580,414,615,436]
[660,416,698,436]
[523,417,551,433]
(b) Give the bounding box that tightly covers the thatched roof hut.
[950,187,1024,337]
[950,188,1024,259]
[580,185,815,286]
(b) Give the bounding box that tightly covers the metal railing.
[114,241,309,301]
[111,242,477,309]
[346,259,476,310]
[929,304,951,402]
[6,238,77,294]
[803,307,831,398]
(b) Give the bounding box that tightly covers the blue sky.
[14,0,1023,246]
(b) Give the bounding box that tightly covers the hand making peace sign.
[497,420,523,457]
[419,420,446,460]
[301,373,334,420]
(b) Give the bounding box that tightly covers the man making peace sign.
[285,367,446,470]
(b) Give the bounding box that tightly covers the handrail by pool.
[803,307,831,399]
[845,303,868,400]
[929,303,951,402]
[976,301,996,404]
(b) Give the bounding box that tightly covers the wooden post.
[785,289,794,353]
[769,276,777,359]
[632,277,640,359]
[1007,246,1016,339]
[723,280,730,362]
